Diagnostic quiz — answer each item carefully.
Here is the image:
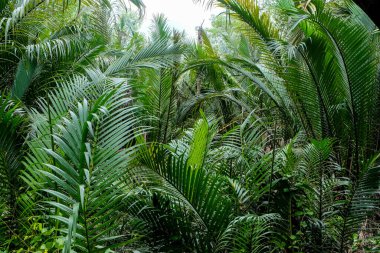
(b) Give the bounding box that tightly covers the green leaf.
[11,58,39,100]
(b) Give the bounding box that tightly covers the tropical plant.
[1,0,380,252]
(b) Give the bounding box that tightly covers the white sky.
[140,0,222,38]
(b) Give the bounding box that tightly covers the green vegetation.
[0,0,379,252]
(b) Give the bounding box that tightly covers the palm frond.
[215,214,283,253]
[105,39,184,75]
[11,58,40,99]
[24,79,143,251]
[0,94,26,246]
[132,139,233,251]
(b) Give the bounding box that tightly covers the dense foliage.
[0,0,379,252]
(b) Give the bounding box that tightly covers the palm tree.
[194,0,380,251]
[0,0,146,103]
[1,0,380,252]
